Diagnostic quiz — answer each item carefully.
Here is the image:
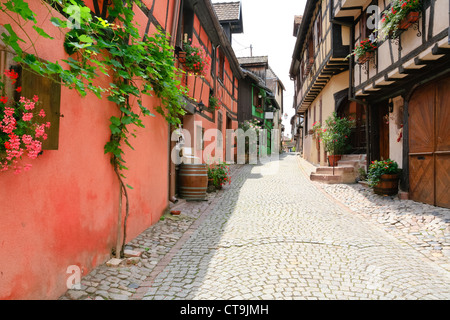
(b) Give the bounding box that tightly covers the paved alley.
[61,153,450,300]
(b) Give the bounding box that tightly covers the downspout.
[169,0,181,204]
[170,0,181,48]
[213,44,221,96]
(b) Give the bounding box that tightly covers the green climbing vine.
[0,0,188,257]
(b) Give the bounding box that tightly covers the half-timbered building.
[290,0,354,166]
[336,0,450,208]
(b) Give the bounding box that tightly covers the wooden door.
[435,77,450,208]
[378,104,390,160]
[409,75,450,208]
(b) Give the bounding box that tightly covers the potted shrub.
[318,112,354,166]
[378,0,422,40]
[367,159,401,195]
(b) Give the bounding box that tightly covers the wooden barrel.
[178,163,208,200]
[373,173,399,196]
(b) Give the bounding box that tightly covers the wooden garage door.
[409,75,450,208]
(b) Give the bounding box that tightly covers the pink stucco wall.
[0,1,170,299]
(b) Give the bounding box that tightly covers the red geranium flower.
[4,69,19,83]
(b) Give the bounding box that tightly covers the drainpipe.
[170,0,181,48]
[213,44,220,96]
[168,0,181,204]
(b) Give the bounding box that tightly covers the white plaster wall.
[389,96,404,168]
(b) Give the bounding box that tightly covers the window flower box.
[357,51,375,64]
[378,0,422,40]
[177,51,186,64]
[397,11,420,30]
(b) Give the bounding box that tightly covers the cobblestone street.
[61,153,450,300]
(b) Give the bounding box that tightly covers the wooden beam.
[399,66,423,75]
[431,43,450,55]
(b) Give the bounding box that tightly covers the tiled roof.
[212,1,241,21]
[237,56,268,65]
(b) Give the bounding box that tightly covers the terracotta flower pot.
[328,155,341,167]
[373,173,400,196]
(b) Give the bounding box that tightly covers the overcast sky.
[211,0,307,138]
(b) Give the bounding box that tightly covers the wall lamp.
[195,101,205,113]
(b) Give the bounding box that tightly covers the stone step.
[316,166,355,174]
[337,160,360,167]
[340,154,366,161]
[310,173,341,184]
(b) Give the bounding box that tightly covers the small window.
[177,1,194,48]
[218,49,225,82]
[0,47,61,150]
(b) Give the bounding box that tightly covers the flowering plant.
[207,162,230,188]
[0,69,51,174]
[318,112,354,155]
[209,95,220,110]
[348,38,378,60]
[311,121,322,139]
[183,40,210,76]
[367,159,400,187]
[378,0,422,40]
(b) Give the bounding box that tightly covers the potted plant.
[207,162,230,189]
[318,112,354,166]
[378,0,422,40]
[367,159,401,195]
[182,39,210,76]
[348,38,378,64]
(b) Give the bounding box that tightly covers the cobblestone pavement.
[61,153,450,300]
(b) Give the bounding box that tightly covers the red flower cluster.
[4,69,18,84]
[0,69,51,174]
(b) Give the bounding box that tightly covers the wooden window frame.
[0,46,61,150]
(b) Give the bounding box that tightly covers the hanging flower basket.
[397,11,420,30]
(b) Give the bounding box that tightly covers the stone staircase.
[310,154,366,184]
